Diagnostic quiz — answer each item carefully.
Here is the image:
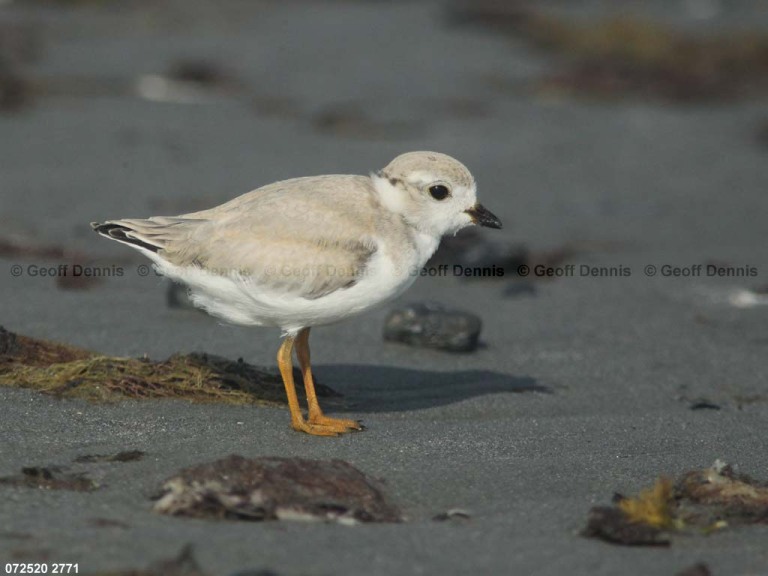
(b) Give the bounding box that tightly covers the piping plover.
[92,151,502,436]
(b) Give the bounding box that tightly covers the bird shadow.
[313,364,547,413]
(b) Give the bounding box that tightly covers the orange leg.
[276,334,337,436]
[295,327,364,433]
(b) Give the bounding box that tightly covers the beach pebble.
[383,302,482,352]
[432,508,472,522]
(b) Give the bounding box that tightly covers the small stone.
[383,302,482,353]
[688,399,721,411]
[432,508,472,522]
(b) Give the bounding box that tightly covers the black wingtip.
[92,222,160,253]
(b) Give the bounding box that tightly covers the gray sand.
[1,1,767,575]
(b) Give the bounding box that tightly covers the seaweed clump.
[583,460,768,546]
[0,466,97,492]
[154,455,403,524]
[0,326,337,406]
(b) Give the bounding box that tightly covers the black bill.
[466,203,502,229]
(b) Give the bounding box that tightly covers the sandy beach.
[1,1,767,574]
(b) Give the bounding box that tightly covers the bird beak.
[466,203,502,229]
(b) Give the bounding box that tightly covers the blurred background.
[2,0,766,254]
[1,0,767,367]
[2,2,768,574]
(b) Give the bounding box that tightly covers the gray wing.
[93,175,381,299]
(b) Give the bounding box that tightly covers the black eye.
[429,185,450,201]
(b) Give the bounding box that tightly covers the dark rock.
[153,455,402,524]
[383,302,482,353]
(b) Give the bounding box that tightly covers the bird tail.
[91,216,196,254]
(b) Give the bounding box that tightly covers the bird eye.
[429,185,450,201]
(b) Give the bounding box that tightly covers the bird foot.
[291,415,364,436]
[310,414,365,433]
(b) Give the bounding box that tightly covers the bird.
[92,151,502,436]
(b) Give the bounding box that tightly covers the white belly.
[149,230,440,335]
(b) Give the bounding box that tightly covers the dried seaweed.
[0,467,97,492]
[154,455,402,524]
[0,327,338,406]
[74,451,145,464]
[617,477,678,530]
[584,461,768,546]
